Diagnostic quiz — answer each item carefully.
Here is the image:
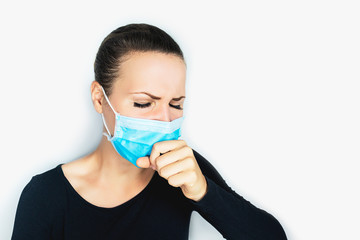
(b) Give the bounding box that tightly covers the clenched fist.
[137,140,208,202]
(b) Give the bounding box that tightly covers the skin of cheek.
[102,102,116,134]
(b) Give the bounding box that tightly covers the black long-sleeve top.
[12,150,287,240]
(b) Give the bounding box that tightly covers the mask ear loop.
[101,87,117,140]
[101,87,117,114]
[101,114,112,140]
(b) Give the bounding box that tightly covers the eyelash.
[169,103,183,110]
[133,102,152,108]
[133,102,183,110]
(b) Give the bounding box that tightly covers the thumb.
[136,156,151,168]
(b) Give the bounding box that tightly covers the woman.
[12,23,287,240]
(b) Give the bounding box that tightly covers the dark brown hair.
[94,23,184,96]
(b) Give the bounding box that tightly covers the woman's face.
[103,51,186,124]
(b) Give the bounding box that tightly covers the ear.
[91,81,105,114]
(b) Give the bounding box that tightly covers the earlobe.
[91,80,104,114]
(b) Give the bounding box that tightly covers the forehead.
[113,51,186,96]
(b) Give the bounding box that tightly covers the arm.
[191,150,287,240]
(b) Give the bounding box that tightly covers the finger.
[168,171,197,188]
[149,140,187,167]
[136,156,154,169]
[155,146,193,170]
[158,157,194,180]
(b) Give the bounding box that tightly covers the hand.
[137,140,208,202]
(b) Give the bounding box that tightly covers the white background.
[1,1,359,239]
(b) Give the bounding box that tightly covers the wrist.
[190,176,208,202]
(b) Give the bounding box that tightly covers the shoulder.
[28,165,64,190]
[12,165,66,238]
[20,165,66,209]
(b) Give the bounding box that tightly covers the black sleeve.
[11,176,52,240]
[191,149,287,240]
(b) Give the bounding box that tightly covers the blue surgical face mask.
[101,87,184,167]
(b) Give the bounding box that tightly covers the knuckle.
[152,142,160,152]
[155,160,162,170]
[159,168,165,178]
[168,176,174,185]
[160,168,171,180]
[185,157,195,168]
[168,176,177,186]
[184,146,193,155]
[190,171,197,181]
[155,154,163,165]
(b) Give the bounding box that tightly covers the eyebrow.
[132,92,185,101]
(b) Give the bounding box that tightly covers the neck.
[89,135,150,181]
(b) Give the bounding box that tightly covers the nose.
[152,104,171,122]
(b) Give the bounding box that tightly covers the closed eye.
[134,102,183,110]
[169,103,183,110]
[134,102,151,108]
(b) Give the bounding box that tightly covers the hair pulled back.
[94,23,184,96]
